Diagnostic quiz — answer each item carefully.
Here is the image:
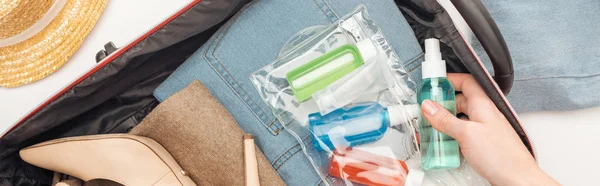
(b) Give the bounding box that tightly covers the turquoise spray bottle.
[417,38,460,170]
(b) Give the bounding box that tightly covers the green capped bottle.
[286,39,378,102]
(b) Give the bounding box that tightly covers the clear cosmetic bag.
[251,5,486,186]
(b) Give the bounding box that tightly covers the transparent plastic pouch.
[250,5,416,128]
[250,5,486,186]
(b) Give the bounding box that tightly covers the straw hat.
[0,0,107,87]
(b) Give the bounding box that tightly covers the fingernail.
[422,100,439,116]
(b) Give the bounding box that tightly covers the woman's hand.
[420,73,559,186]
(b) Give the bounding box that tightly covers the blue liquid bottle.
[308,102,417,151]
[418,38,460,170]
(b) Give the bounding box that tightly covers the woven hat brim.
[0,0,107,88]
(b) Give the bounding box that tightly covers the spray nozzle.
[421,38,447,79]
[425,38,442,62]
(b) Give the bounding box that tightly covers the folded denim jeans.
[481,0,600,113]
[153,0,423,185]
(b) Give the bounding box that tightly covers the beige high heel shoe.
[20,134,196,186]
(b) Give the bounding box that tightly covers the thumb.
[421,100,465,139]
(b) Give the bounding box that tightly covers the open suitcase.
[0,0,535,185]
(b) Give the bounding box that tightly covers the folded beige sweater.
[130,80,285,185]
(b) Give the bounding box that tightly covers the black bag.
[0,0,534,185]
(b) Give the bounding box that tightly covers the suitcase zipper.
[511,111,539,159]
[524,126,539,157]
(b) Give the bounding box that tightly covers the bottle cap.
[315,91,339,115]
[387,104,420,127]
[422,38,447,79]
[356,39,378,62]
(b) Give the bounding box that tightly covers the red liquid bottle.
[329,147,409,186]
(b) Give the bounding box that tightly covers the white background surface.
[520,107,600,185]
[1,1,597,184]
[0,0,193,135]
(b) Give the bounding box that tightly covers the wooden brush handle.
[244,135,260,186]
